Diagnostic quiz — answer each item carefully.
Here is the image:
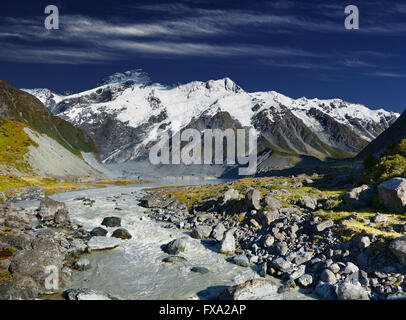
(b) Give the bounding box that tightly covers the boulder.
[87,236,121,251]
[9,246,64,278]
[211,223,226,241]
[337,282,369,300]
[373,212,388,223]
[298,196,317,210]
[343,185,374,208]
[344,262,359,274]
[289,265,306,280]
[257,211,279,226]
[262,235,275,248]
[111,228,132,240]
[219,230,236,255]
[101,217,121,228]
[220,189,240,204]
[191,225,212,239]
[217,279,279,300]
[315,220,334,232]
[321,269,337,284]
[163,237,188,255]
[389,236,406,266]
[315,282,337,300]
[90,227,108,237]
[263,194,282,211]
[0,233,33,250]
[38,196,70,227]
[233,254,250,267]
[245,189,261,211]
[4,212,31,230]
[0,276,39,300]
[378,178,406,213]
[357,236,371,249]
[297,274,313,287]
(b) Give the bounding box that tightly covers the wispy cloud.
[366,71,406,78]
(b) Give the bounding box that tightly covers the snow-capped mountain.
[23,69,399,174]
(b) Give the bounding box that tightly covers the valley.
[1,70,406,301]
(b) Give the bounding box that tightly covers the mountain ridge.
[22,69,399,175]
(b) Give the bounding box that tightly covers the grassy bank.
[150,175,406,243]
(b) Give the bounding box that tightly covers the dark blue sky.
[1,0,406,113]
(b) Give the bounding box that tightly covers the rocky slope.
[24,70,399,175]
[358,108,406,159]
[0,80,101,178]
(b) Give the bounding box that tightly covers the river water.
[16,180,315,300]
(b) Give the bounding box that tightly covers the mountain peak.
[204,77,243,93]
[97,69,152,87]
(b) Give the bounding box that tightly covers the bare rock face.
[378,178,406,213]
[217,279,279,300]
[343,185,374,208]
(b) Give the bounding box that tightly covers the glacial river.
[16,179,315,300]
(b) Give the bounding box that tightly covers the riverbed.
[16,180,315,300]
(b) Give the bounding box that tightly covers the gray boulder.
[219,230,236,255]
[191,225,212,239]
[263,194,282,211]
[298,196,317,210]
[245,189,261,210]
[337,282,369,300]
[257,211,279,226]
[389,236,406,266]
[378,178,406,213]
[321,269,337,284]
[90,227,108,237]
[343,185,374,208]
[220,189,240,204]
[315,282,337,300]
[0,276,39,300]
[233,254,250,267]
[315,219,334,232]
[211,223,226,241]
[38,196,70,227]
[111,228,132,240]
[101,217,121,227]
[297,274,313,287]
[164,237,188,255]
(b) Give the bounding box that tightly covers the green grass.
[0,120,38,173]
